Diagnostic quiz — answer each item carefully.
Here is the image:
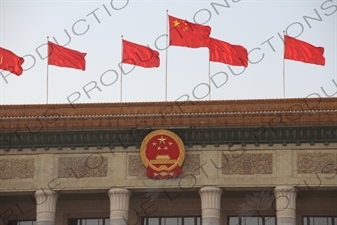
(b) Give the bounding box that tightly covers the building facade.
[0,97,336,225]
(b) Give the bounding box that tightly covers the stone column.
[108,188,132,225]
[35,190,59,225]
[199,186,223,225]
[273,186,297,225]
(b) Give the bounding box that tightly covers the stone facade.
[0,158,34,179]
[0,144,336,191]
[1,190,336,225]
[58,156,108,178]
[297,152,337,174]
[0,98,336,225]
[221,153,272,175]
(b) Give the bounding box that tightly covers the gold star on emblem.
[173,20,180,27]
[168,142,173,146]
[152,142,157,146]
[157,146,162,151]
[157,136,167,144]
[164,146,168,150]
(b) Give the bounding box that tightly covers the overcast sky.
[0,0,336,105]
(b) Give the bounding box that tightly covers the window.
[68,218,110,225]
[8,221,36,225]
[228,216,276,225]
[142,216,201,225]
[303,216,337,225]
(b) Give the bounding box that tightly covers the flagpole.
[208,52,211,100]
[165,10,168,101]
[120,35,123,102]
[282,31,285,98]
[47,36,49,104]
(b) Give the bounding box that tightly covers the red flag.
[48,42,87,70]
[122,40,160,68]
[284,35,325,66]
[0,47,25,76]
[207,37,248,67]
[169,15,211,48]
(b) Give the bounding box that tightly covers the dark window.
[142,216,201,225]
[8,221,36,225]
[228,216,276,225]
[68,218,109,225]
[303,216,337,225]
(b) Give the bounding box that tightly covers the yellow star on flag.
[182,22,188,31]
[169,14,211,48]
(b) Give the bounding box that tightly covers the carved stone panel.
[297,153,337,174]
[222,153,273,174]
[58,156,108,178]
[128,154,200,177]
[181,154,200,175]
[128,155,147,178]
[0,158,34,179]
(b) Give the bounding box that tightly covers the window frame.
[227,215,277,225]
[7,220,36,225]
[67,217,110,225]
[141,215,201,225]
[302,216,337,225]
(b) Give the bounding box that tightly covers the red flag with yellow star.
[169,15,211,48]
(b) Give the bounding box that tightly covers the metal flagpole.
[47,36,49,104]
[208,53,211,100]
[0,50,2,105]
[282,31,286,98]
[165,10,168,101]
[120,35,123,102]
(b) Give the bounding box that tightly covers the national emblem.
[140,130,185,179]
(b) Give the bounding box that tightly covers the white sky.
[0,0,336,104]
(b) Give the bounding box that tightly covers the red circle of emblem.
[140,130,185,179]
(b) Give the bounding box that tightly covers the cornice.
[0,126,336,150]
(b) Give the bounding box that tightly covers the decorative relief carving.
[297,153,337,174]
[182,154,200,175]
[128,155,147,178]
[222,153,272,174]
[128,154,200,177]
[0,158,34,179]
[58,156,108,178]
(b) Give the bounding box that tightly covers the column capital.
[274,186,297,193]
[273,186,297,210]
[108,188,132,196]
[273,186,297,225]
[199,186,223,195]
[108,188,132,225]
[35,189,59,225]
[199,186,223,225]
